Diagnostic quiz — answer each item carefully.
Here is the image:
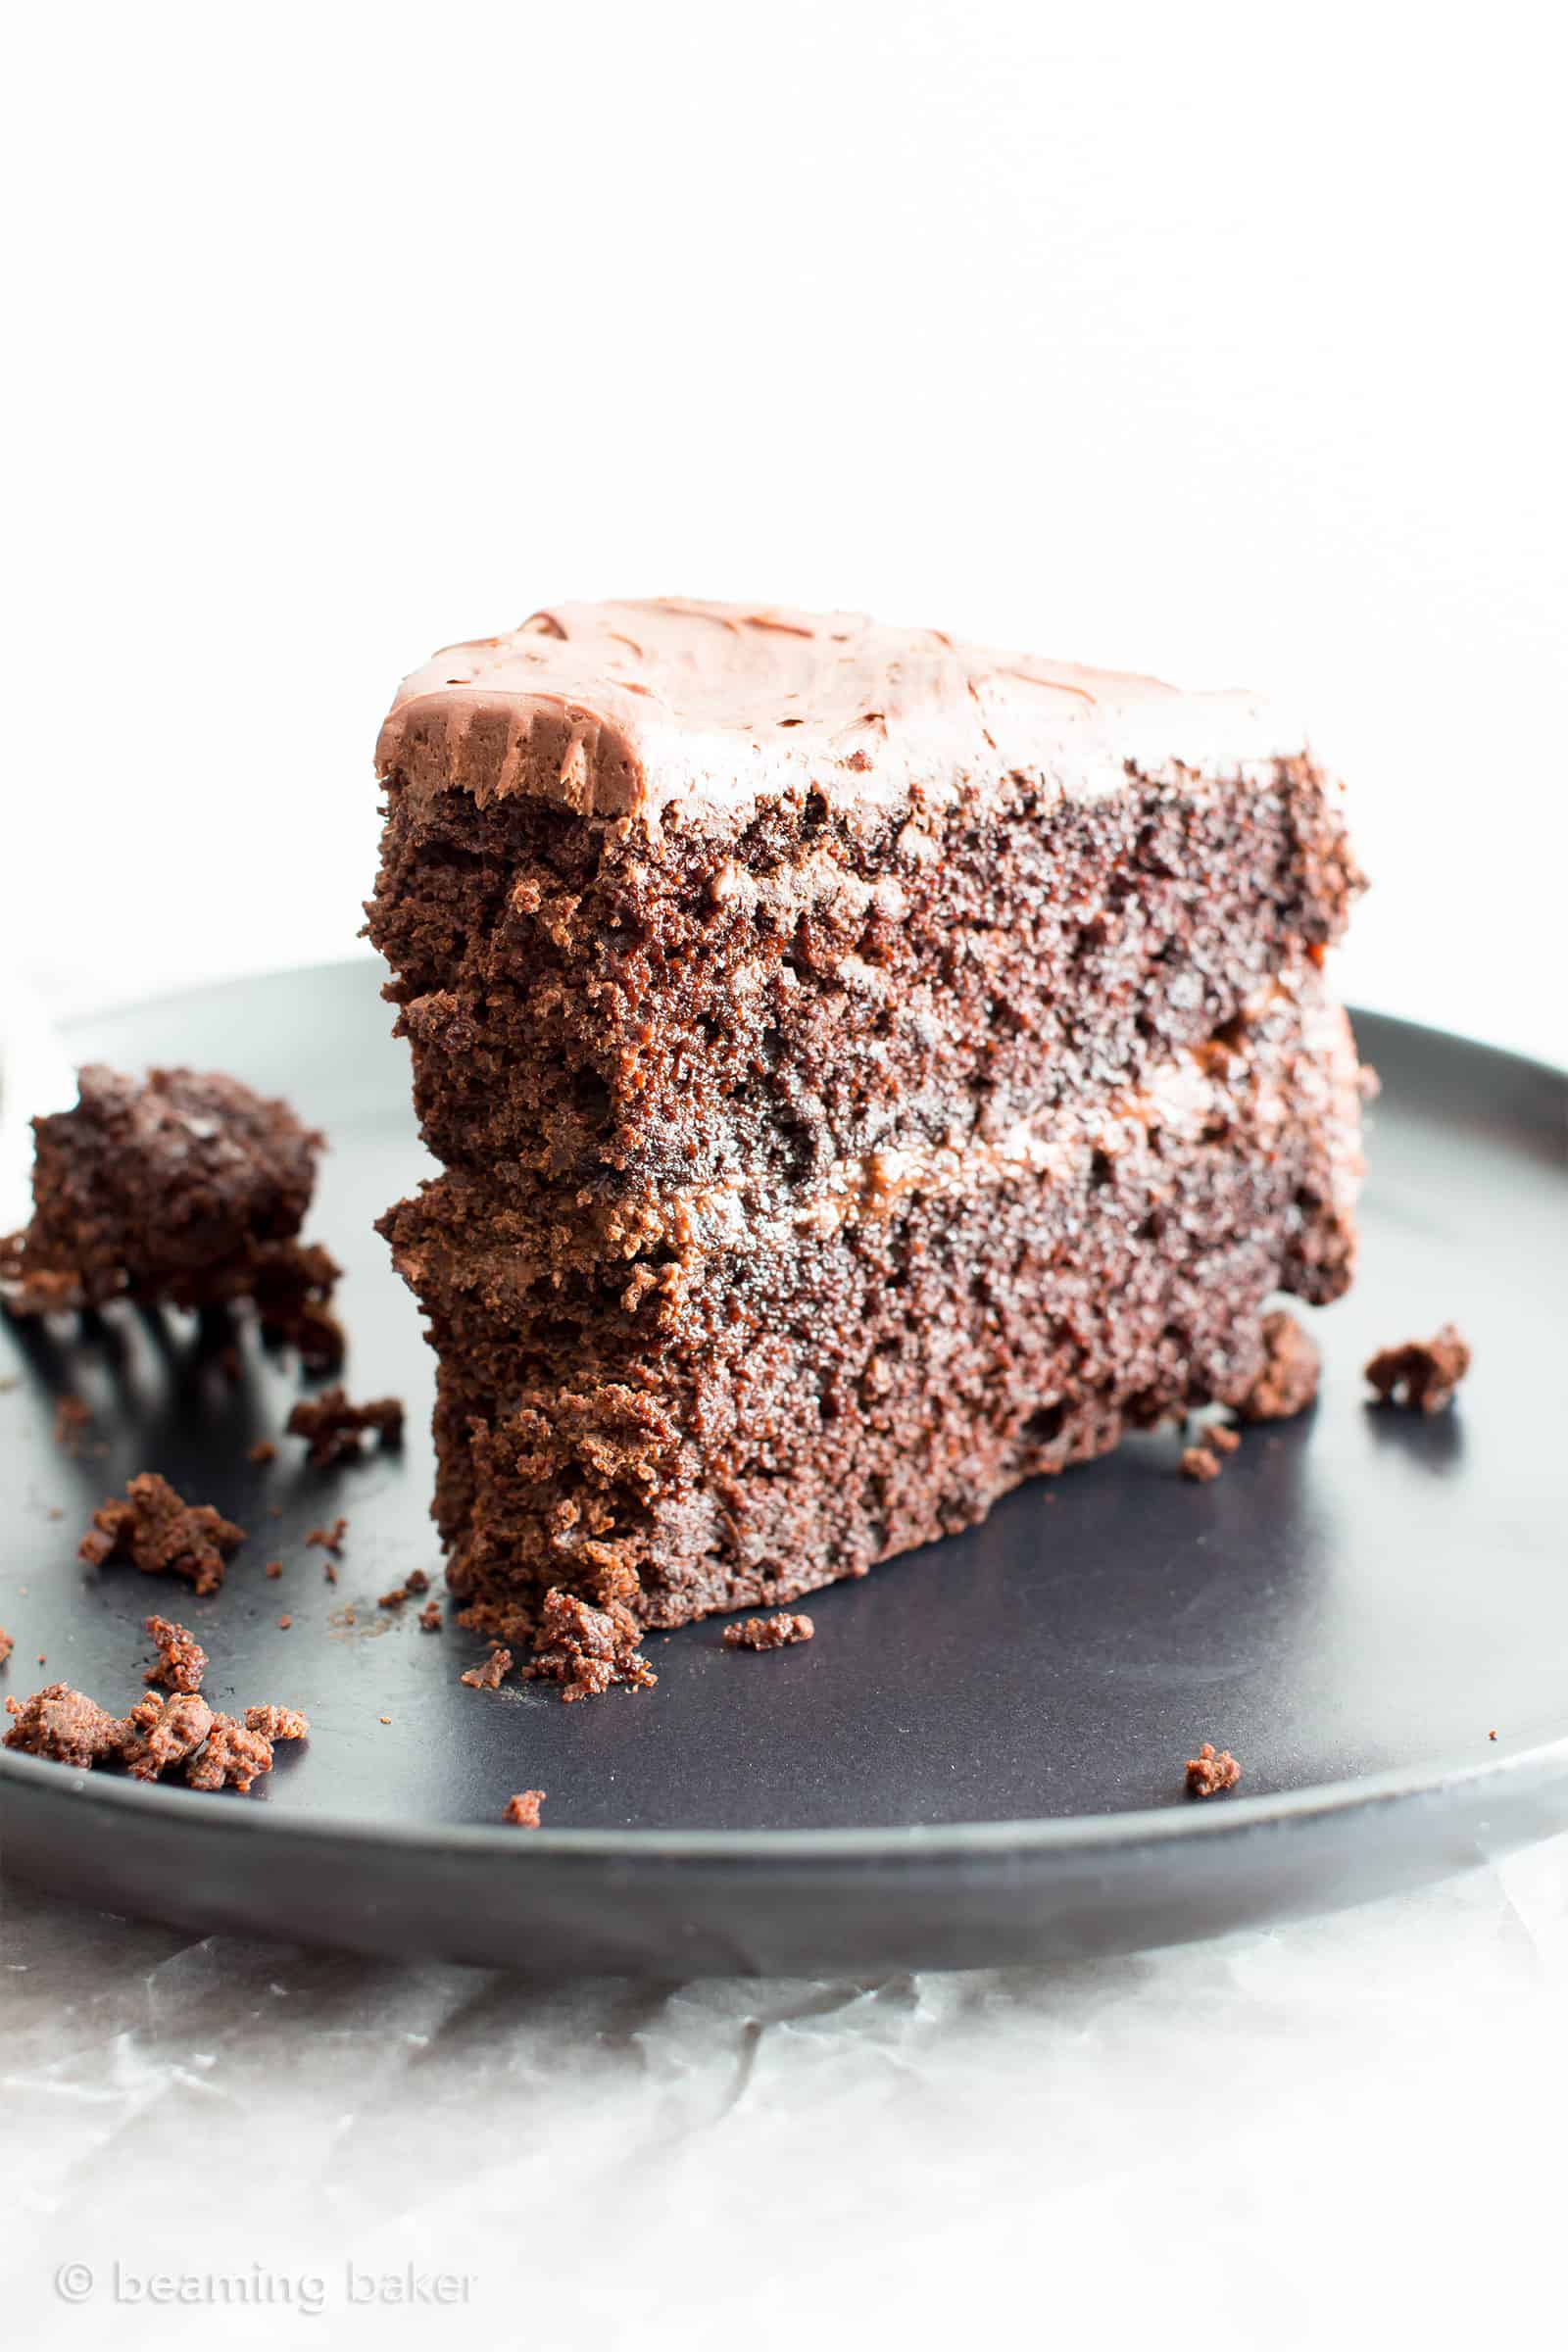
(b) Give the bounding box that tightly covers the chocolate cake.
[369,600,1366,1649]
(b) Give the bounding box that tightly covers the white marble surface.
[2,1836,1565,2349]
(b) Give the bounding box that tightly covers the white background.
[4,1,1564,1059]
[3,10,1566,2349]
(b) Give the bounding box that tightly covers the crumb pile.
[143,1613,208,1692]
[0,1065,344,1365]
[80,1475,245,1595]
[518,1587,658,1703]
[4,1620,308,1793]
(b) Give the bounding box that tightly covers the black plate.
[1,963,1564,1974]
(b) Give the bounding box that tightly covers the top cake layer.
[376,598,1305,829]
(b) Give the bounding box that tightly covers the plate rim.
[4,1724,1567,1866]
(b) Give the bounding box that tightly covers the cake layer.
[381,976,1362,1639]
[370,739,1361,1198]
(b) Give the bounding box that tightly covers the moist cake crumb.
[3,1682,125,1766]
[1364,1323,1471,1413]
[265,1560,283,1579]
[306,1516,348,1556]
[417,1600,442,1633]
[277,1613,292,1629]
[244,1703,309,1740]
[286,1387,405,1468]
[1236,1310,1321,1423]
[121,1691,215,1781]
[518,1586,658,1702]
[1186,1741,1243,1797]
[0,1068,335,1347]
[249,1440,277,1465]
[0,1628,12,1668]
[722,1612,815,1650]
[80,1474,246,1594]
[5,1666,305,1792]
[186,1713,273,1792]
[1206,1423,1242,1456]
[503,1789,546,1828]
[143,1613,208,1693]
[1179,1446,1223,1483]
[460,1645,513,1690]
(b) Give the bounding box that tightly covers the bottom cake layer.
[382,977,1363,1642]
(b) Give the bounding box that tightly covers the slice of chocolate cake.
[369,601,1365,1650]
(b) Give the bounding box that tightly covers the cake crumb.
[1180,1446,1223,1483]
[379,1577,428,1610]
[518,1587,657,1702]
[265,1559,282,1579]
[306,1516,347,1556]
[1206,1423,1242,1456]
[244,1703,309,1741]
[1236,1310,1321,1423]
[187,1713,272,1792]
[1364,1323,1471,1414]
[143,1613,208,1693]
[277,1613,292,1630]
[1186,1741,1243,1797]
[0,1628,12,1668]
[248,1440,277,1465]
[3,1682,124,1767]
[121,1691,215,1782]
[286,1387,405,1468]
[722,1611,815,1650]
[80,1475,245,1595]
[417,1599,442,1633]
[0,1067,339,1363]
[461,1645,513,1690]
[4,1665,305,1795]
[503,1789,546,1828]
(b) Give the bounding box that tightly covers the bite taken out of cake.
[368,600,1366,1656]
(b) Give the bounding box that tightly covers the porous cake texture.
[368,601,1365,1646]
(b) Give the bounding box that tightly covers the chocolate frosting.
[377,598,1307,830]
